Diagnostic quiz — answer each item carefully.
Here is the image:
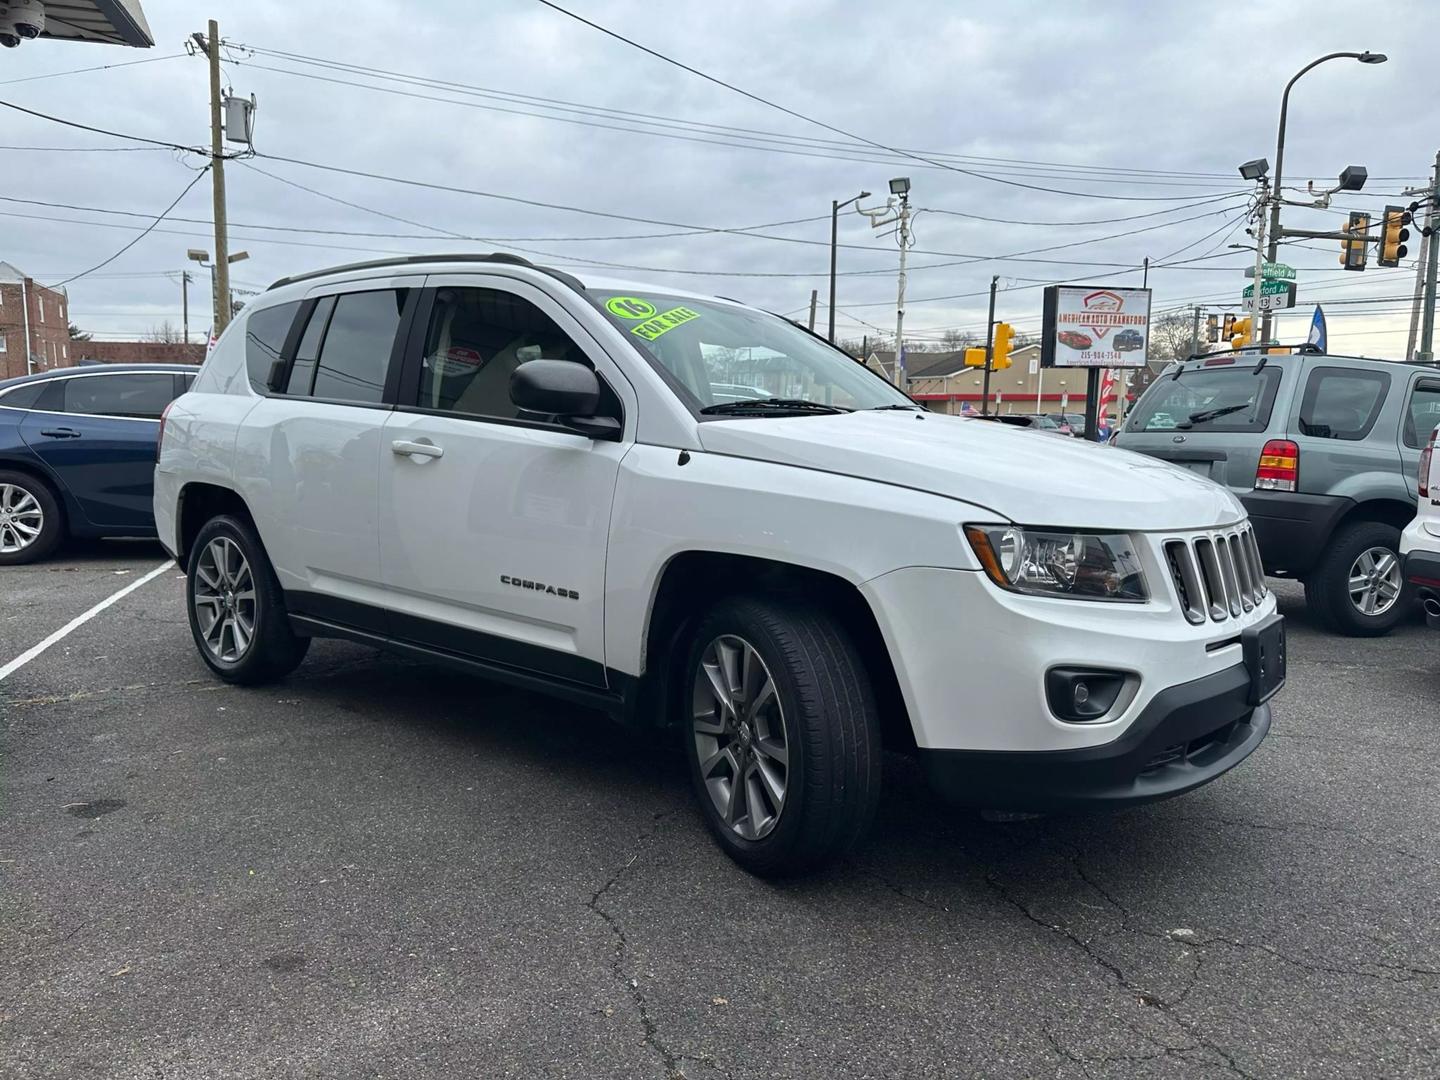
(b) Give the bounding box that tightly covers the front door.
[20,370,180,529]
[376,278,632,688]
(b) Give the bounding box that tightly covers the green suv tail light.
[1255,439,1298,492]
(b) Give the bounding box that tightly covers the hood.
[697,411,1246,531]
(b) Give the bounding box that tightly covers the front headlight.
[964,525,1148,602]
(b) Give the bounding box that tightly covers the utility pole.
[807,289,818,332]
[199,20,232,335]
[181,270,192,345]
[856,181,912,386]
[1248,178,1270,345]
[1191,304,1202,356]
[1420,150,1440,363]
[981,274,998,416]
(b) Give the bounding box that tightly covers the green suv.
[1120,346,1439,636]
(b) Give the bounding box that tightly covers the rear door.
[19,370,181,528]
[1119,357,1286,495]
[1290,363,1398,496]
[1397,373,1440,499]
[234,281,420,624]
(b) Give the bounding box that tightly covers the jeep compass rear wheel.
[187,515,309,684]
[683,597,881,876]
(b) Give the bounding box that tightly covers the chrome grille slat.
[1164,523,1267,624]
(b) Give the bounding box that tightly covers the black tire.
[186,514,309,684]
[680,595,881,877]
[1304,520,1410,637]
[0,469,64,565]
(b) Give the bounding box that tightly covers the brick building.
[74,341,206,366]
[0,261,72,380]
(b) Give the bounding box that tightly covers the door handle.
[391,439,444,460]
[40,427,81,439]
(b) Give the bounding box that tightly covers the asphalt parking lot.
[3,542,1438,1080]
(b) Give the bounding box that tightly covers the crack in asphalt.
[585,809,691,1080]
[1172,812,1424,861]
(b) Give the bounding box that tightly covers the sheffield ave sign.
[1040,285,1153,369]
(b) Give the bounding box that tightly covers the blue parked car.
[0,364,198,564]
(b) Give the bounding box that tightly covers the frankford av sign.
[1040,285,1152,369]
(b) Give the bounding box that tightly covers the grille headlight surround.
[964,524,1148,602]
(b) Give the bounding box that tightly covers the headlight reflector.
[964,525,1148,601]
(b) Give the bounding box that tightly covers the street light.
[1263,50,1387,338]
[828,189,870,344]
[889,176,911,196]
[188,249,248,332]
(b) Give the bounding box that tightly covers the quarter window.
[414,287,589,419]
[310,289,407,405]
[61,373,175,419]
[1298,367,1390,441]
[1403,380,1440,448]
[244,301,302,394]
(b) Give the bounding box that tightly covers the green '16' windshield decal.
[631,306,701,342]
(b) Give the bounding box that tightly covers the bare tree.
[146,321,184,344]
[940,328,977,351]
[1147,311,1201,365]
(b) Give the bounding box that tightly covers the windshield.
[1127,364,1281,433]
[589,291,916,413]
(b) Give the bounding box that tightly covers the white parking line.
[0,560,175,683]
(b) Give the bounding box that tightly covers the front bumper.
[1240,490,1352,576]
[918,663,1271,811]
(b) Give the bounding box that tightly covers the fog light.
[1046,668,1127,722]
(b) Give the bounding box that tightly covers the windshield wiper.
[1177,403,1251,428]
[700,398,851,415]
[868,403,923,411]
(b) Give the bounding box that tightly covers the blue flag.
[1307,305,1327,353]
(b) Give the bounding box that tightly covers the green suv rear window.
[1127,364,1281,433]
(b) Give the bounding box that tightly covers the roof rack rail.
[1183,342,1324,362]
[266,252,586,295]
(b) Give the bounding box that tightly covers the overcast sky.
[1,0,1436,355]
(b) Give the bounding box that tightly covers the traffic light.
[1222,313,1235,339]
[1230,317,1252,349]
[1206,314,1219,343]
[1340,211,1370,271]
[963,346,987,367]
[991,322,1015,370]
[1378,205,1411,267]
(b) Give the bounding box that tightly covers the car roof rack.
[267,252,587,294]
[1182,342,1324,363]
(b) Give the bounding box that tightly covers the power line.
[50,167,211,288]
[530,0,1246,203]
[0,97,210,157]
[0,53,185,85]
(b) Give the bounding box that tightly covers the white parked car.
[1401,425,1440,626]
[155,254,1285,875]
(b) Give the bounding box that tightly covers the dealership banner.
[1040,285,1152,369]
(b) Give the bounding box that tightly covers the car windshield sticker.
[630,306,701,342]
[606,296,657,320]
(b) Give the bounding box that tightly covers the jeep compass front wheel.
[683,597,881,876]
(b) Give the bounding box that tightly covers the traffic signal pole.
[981,274,997,415]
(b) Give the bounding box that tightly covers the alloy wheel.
[0,483,44,554]
[1347,545,1402,617]
[192,536,257,663]
[691,634,790,841]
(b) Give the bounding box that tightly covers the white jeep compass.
[155,253,1285,875]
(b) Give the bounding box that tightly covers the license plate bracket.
[1241,614,1286,705]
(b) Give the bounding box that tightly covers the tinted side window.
[244,301,301,393]
[285,296,334,396]
[1403,380,1440,448]
[0,382,45,409]
[415,287,587,419]
[1298,367,1390,441]
[311,290,407,405]
[62,373,175,419]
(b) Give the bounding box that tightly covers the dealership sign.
[1040,285,1152,369]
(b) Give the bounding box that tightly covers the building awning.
[38,0,153,48]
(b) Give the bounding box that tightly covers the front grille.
[1164,524,1266,624]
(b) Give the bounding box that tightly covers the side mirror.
[509,359,620,440]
